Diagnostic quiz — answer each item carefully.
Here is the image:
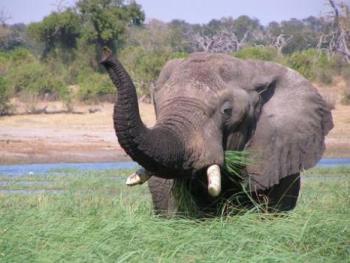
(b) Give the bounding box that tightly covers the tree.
[0,8,27,51]
[193,31,242,53]
[77,0,144,52]
[266,17,328,54]
[191,16,263,53]
[168,19,194,52]
[326,0,350,63]
[0,23,27,51]
[233,15,262,41]
[0,76,11,116]
[0,25,11,49]
[0,9,10,25]
[28,9,81,59]
[126,19,173,52]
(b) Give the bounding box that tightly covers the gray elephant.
[100,49,333,216]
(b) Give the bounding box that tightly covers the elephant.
[100,49,333,216]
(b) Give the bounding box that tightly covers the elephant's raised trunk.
[100,48,185,177]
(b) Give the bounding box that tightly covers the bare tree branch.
[51,0,69,12]
[193,29,252,53]
[326,0,350,63]
[272,34,293,55]
[0,8,11,25]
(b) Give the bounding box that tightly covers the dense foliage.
[28,9,81,60]
[0,0,349,114]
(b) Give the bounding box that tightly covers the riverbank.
[0,83,349,164]
[0,102,155,164]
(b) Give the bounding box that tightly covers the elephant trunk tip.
[100,47,113,65]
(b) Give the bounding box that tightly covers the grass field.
[0,168,349,262]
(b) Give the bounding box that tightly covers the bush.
[6,61,69,101]
[285,49,336,84]
[119,47,164,96]
[0,76,11,115]
[233,46,280,62]
[341,65,350,84]
[77,69,115,102]
[119,47,187,96]
[341,89,350,105]
[6,48,35,64]
[0,48,35,77]
[340,66,350,105]
[0,48,71,104]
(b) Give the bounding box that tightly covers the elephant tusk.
[207,164,221,197]
[126,168,152,186]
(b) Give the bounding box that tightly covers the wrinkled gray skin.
[101,52,333,216]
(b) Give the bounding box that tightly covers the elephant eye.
[220,101,232,117]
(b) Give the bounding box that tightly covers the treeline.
[0,0,349,115]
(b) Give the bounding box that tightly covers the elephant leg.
[148,176,177,216]
[257,173,301,212]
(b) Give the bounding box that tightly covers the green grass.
[223,150,249,176]
[0,168,349,262]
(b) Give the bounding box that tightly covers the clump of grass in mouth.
[172,150,249,217]
[223,150,249,177]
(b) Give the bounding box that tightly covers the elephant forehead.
[181,53,246,86]
[154,69,231,111]
[172,68,228,93]
[155,90,218,118]
[165,57,240,91]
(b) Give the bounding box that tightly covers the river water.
[0,159,348,195]
[0,159,349,177]
[0,162,136,177]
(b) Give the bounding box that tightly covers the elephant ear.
[245,68,333,191]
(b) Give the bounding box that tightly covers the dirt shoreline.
[0,93,349,165]
[0,102,155,165]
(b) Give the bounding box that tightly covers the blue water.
[0,159,349,177]
[0,162,137,177]
[316,158,350,167]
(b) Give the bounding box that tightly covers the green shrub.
[169,51,188,60]
[77,70,114,102]
[0,48,36,76]
[285,49,336,84]
[341,89,350,105]
[341,65,350,84]
[340,66,350,105]
[0,76,11,115]
[6,60,70,101]
[7,48,35,64]
[286,50,317,79]
[233,46,280,62]
[0,48,71,103]
[119,47,187,96]
[67,43,97,82]
[0,51,10,68]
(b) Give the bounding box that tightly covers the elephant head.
[101,50,333,209]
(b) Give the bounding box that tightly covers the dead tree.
[272,34,293,55]
[327,0,350,63]
[0,9,10,26]
[51,0,68,12]
[193,30,249,53]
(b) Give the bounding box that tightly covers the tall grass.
[0,167,349,262]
